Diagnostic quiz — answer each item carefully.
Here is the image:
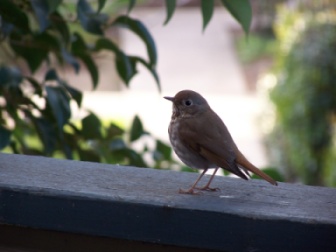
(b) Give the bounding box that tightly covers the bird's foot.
[178,188,201,195]
[195,186,220,192]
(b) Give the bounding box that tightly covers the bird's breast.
[168,119,216,169]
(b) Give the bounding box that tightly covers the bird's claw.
[179,188,201,195]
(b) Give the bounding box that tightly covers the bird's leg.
[195,167,220,191]
[179,169,208,195]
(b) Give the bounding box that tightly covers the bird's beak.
[164,96,174,102]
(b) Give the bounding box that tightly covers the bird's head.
[164,90,210,118]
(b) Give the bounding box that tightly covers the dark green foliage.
[269,14,336,186]
[0,0,253,172]
[0,0,159,159]
[221,0,251,35]
[163,0,176,25]
[201,0,214,31]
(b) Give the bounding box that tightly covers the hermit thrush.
[164,90,278,194]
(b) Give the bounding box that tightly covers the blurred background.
[1,0,335,186]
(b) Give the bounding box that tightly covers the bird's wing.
[178,112,249,180]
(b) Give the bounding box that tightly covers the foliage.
[0,0,252,170]
[266,3,336,186]
[235,34,276,64]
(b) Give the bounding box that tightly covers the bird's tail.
[236,150,278,186]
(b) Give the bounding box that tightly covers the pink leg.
[179,169,208,195]
[195,167,220,191]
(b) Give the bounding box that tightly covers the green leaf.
[107,123,124,139]
[115,55,136,85]
[61,48,80,73]
[126,149,148,167]
[10,32,60,73]
[221,0,252,35]
[0,126,11,149]
[0,66,22,87]
[71,32,88,54]
[95,38,135,85]
[44,69,82,107]
[10,37,46,73]
[71,33,99,89]
[127,0,136,14]
[130,56,161,92]
[45,68,58,81]
[78,148,101,162]
[62,83,83,108]
[113,16,157,67]
[47,0,63,13]
[46,86,71,131]
[77,0,108,35]
[97,0,106,13]
[81,112,102,139]
[0,20,14,37]
[155,140,172,160]
[201,0,214,31]
[50,12,70,44]
[109,138,127,151]
[164,0,176,25]
[0,0,30,32]
[77,53,99,89]
[32,117,58,155]
[130,115,144,142]
[31,0,50,32]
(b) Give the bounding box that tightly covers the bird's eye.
[184,99,192,106]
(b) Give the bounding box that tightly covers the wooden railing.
[0,153,335,251]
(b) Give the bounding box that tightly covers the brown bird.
[164,90,278,194]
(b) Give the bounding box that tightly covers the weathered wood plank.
[0,153,336,251]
